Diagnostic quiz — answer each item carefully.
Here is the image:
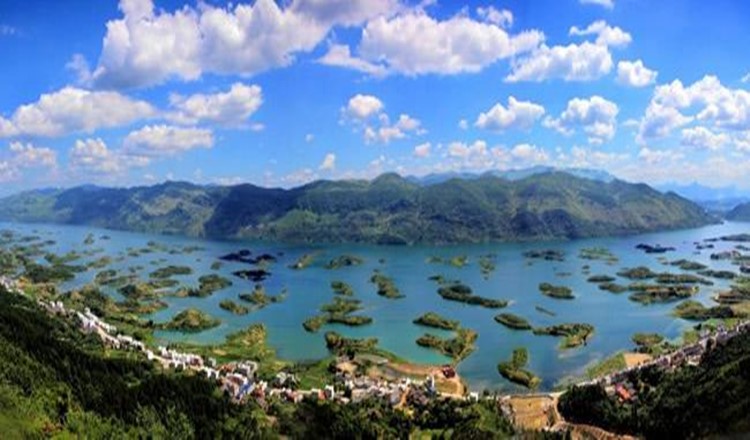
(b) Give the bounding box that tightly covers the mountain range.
[0,171,716,244]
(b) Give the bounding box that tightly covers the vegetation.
[325,255,364,269]
[219,299,249,315]
[558,329,750,438]
[369,272,404,299]
[0,287,274,438]
[185,273,232,297]
[159,308,221,333]
[413,312,460,331]
[673,300,736,321]
[238,284,285,308]
[586,274,615,283]
[416,328,478,363]
[289,252,317,269]
[330,280,354,296]
[324,331,378,356]
[149,265,193,279]
[303,297,372,332]
[533,323,594,349]
[670,259,708,271]
[494,313,532,330]
[523,249,565,261]
[628,284,698,304]
[0,172,716,244]
[497,348,541,389]
[538,282,574,299]
[586,353,627,379]
[437,283,508,308]
[598,282,628,293]
[578,247,618,263]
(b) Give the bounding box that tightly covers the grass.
[586,353,627,379]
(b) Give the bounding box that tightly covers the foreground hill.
[0,172,715,244]
[726,202,750,222]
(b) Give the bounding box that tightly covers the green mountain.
[726,202,750,221]
[0,172,716,244]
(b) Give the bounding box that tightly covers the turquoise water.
[3,220,749,392]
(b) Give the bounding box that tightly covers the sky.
[1,0,750,195]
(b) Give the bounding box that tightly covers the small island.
[523,249,565,262]
[497,348,541,389]
[238,284,286,308]
[416,328,477,363]
[673,300,736,321]
[538,282,574,300]
[494,313,532,330]
[219,299,249,315]
[628,284,698,304]
[149,265,193,279]
[331,280,354,296]
[325,254,364,269]
[159,308,221,333]
[533,323,594,349]
[370,272,404,299]
[413,312,460,330]
[437,283,508,308]
[303,297,373,332]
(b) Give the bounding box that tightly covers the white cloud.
[447,140,488,158]
[0,142,58,182]
[637,146,684,165]
[353,11,543,76]
[506,42,613,82]
[476,6,513,28]
[458,119,469,130]
[616,60,657,87]
[345,94,384,119]
[8,142,57,168]
[510,143,549,162]
[305,133,315,142]
[413,142,431,157]
[638,75,750,142]
[569,20,631,47]
[123,125,214,155]
[69,138,125,174]
[89,0,397,89]
[680,126,728,151]
[318,44,388,76]
[579,0,614,9]
[742,73,750,83]
[475,96,545,131]
[167,83,262,126]
[544,96,619,144]
[319,152,336,171]
[364,114,423,143]
[566,145,629,168]
[0,161,17,182]
[0,87,155,138]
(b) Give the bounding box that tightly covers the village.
[4,271,750,435]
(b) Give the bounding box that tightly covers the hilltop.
[0,171,715,244]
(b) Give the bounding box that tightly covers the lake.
[3,220,749,392]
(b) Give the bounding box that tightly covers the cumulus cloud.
[123,125,214,155]
[0,87,155,138]
[579,0,614,8]
[544,96,619,144]
[413,142,431,157]
[616,60,657,87]
[0,142,58,182]
[510,143,550,162]
[680,126,728,151]
[343,95,422,144]
[506,42,613,82]
[319,152,336,171]
[69,138,127,173]
[318,44,388,76]
[8,142,57,168]
[87,0,397,89]
[638,75,750,142]
[476,6,513,28]
[475,96,545,131]
[569,20,631,47]
[344,94,384,120]
[167,83,262,126]
[343,11,543,76]
[447,140,488,158]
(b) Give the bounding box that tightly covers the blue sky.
[1,0,749,194]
